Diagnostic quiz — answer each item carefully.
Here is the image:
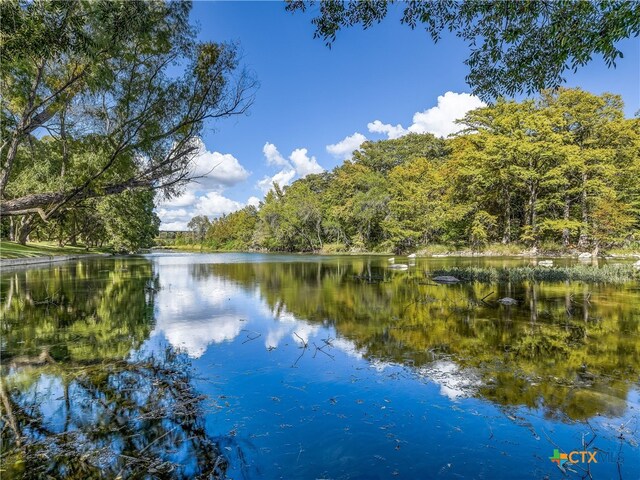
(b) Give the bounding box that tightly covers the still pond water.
[1,253,639,479]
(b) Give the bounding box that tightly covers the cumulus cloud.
[195,192,244,217]
[257,167,296,194]
[247,196,261,208]
[408,92,486,137]
[160,220,191,231]
[367,92,486,140]
[157,208,189,222]
[160,190,197,208]
[289,148,324,176]
[367,121,407,140]
[326,132,368,160]
[263,142,289,167]
[188,139,250,190]
[256,143,325,194]
[155,138,255,230]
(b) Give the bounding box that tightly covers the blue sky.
[157,1,640,230]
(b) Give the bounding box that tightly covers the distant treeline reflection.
[203,260,640,420]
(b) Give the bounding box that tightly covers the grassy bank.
[0,241,110,260]
[432,264,640,284]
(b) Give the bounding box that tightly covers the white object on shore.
[388,257,395,263]
[407,253,417,258]
[634,260,640,269]
[578,252,592,258]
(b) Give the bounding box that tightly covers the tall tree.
[1,0,255,242]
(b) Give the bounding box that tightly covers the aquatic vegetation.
[431,264,639,283]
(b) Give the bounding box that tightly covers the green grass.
[0,241,109,259]
[431,264,639,284]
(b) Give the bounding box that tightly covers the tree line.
[179,89,639,254]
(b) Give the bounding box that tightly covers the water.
[1,253,639,479]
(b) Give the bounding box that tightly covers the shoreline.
[0,253,110,269]
[151,246,640,259]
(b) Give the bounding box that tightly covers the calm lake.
[2,253,639,479]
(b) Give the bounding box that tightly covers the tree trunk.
[562,197,571,247]
[0,134,22,198]
[578,172,589,248]
[17,216,34,245]
[8,216,15,241]
[69,215,77,246]
[502,193,511,244]
[529,186,538,230]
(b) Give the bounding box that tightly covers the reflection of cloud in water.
[162,314,244,358]
[331,337,364,360]
[418,360,481,400]
[263,302,319,349]
[153,267,247,358]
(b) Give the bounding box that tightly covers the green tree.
[1,0,255,242]
[188,215,212,245]
[97,190,160,253]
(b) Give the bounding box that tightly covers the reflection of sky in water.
[152,255,330,358]
[152,255,479,401]
[145,253,640,479]
[3,253,639,479]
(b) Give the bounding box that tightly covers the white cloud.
[326,132,368,160]
[190,140,250,190]
[263,142,289,167]
[289,148,324,176]
[160,220,190,231]
[160,190,197,208]
[157,208,188,222]
[154,138,255,230]
[408,92,486,137]
[195,192,244,217]
[367,121,407,140]
[257,167,296,194]
[247,196,261,207]
[256,143,325,194]
[152,269,249,358]
[367,92,486,140]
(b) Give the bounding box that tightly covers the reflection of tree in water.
[1,258,158,363]
[203,260,640,420]
[0,259,227,479]
[1,349,227,479]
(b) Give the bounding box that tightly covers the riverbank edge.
[151,245,640,259]
[0,253,111,269]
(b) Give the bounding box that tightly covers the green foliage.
[1,0,254,246]
[207,206,258,250]
[286,0,640,100]
[97,190,160,253]
[431,264,639,283]
[176,88,638,255]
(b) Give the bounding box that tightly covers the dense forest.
[170,89,640,254]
